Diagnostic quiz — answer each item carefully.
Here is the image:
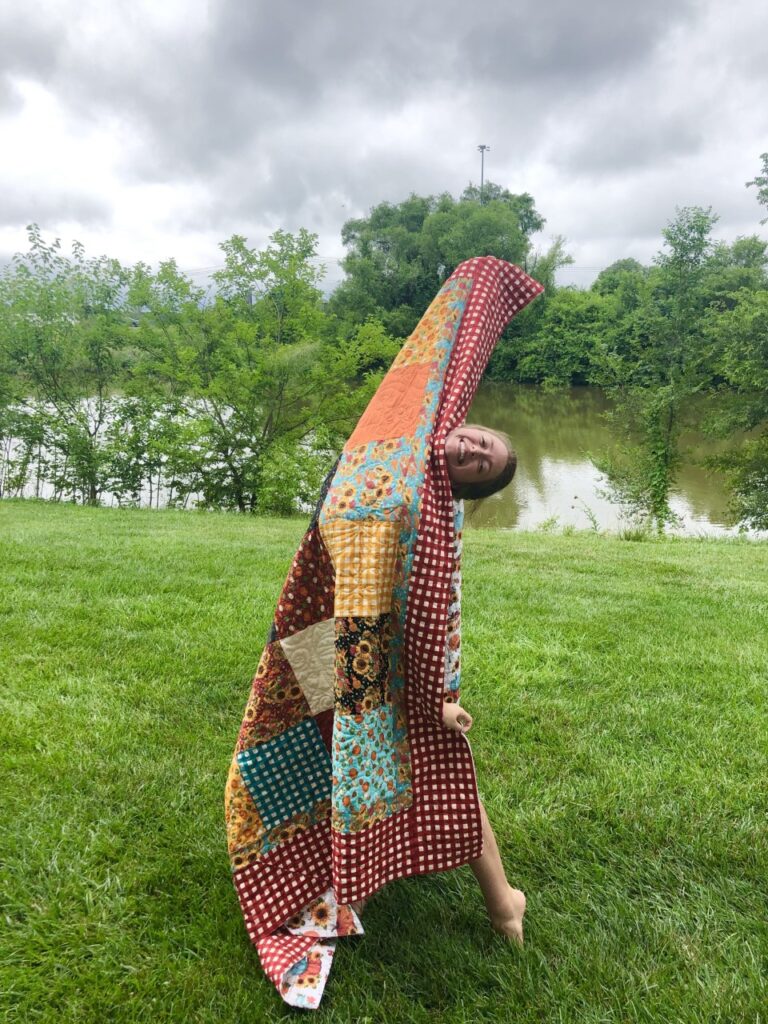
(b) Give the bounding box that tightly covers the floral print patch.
[272,526,335,639]
[331,696,412,834]
[334,614,393,716]
[282,889,361,939]
[277,887,364,1009]
[391,275,472,368]
[237,642,311,752]
[321,437,418,521]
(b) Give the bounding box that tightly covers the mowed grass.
[1,498,766,1024]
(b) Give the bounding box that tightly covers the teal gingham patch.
[236,717,331,832]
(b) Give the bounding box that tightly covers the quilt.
[224,256,543,1007]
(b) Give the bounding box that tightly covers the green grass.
[1,498,767,1024]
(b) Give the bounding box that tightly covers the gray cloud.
[0,8,61,81]
[0,0,765,279]
[0,187,110,230]
[554,107,706,177]
[3,0,699,185]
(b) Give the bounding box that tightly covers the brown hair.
[449,424,517,501]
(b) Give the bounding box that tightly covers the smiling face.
[444,425,509,490]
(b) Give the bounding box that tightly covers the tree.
[330,183,545,336]
[702,288,768,530]
[703,236,768,312]
[590,207,720,532]
[458,182,545,236]
[0,224,130,504]
[0,225,395,514]
[592,258,649,312]
[692,165,768,530]
[126,229,393,513]
[746,152,768,224]
[502,287,610,387]
[486,235,575,381]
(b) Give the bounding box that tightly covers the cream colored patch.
[279,618,335,714]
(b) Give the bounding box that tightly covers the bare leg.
[469,799,526,944]
[349,898,368,916]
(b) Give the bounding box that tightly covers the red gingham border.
[332,258,543,902]
[233,820,331,939]
[256,932,318,990]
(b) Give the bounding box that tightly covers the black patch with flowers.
[334,614,392,715]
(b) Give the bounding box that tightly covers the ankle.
[487,885,525,924]
[488,886,526,944]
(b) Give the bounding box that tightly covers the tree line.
[1,155,766,531]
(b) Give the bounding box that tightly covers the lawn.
[1,498,766,1023]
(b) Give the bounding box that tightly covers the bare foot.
[489,886,526,946]
[349,898,368,917]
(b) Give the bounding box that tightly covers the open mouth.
[458,438,465,465]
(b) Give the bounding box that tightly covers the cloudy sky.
[1,0,766,290]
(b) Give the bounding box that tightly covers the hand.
[442,701,473,734]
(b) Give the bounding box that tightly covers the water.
[5,386,763,536]
[465,384,761,536]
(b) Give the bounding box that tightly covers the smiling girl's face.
[444,425,508,488]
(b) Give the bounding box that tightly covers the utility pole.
[477,144,490,203]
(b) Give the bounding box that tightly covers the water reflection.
[466,384,759,536]
[7,385,762,537]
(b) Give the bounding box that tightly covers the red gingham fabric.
[331,258,543,902]
[257,932,319,990]
[227,257,543,1004]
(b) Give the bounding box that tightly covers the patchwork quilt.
[224,256,543,1007]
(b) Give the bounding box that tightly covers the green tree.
[702,288,768,529]
[692,164,768,530]
[506,287,611,387]
[591,207,720,532]
[0,224,130,504]
[701,236,768,313]
[127,230,392,513]
[746,152,768,224]
[0,225,394,514]
[592,258,649,313]
[330,183,544,336]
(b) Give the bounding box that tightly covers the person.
[444,422,517,500]
[225,257,543,1009]
[350,422,527,945]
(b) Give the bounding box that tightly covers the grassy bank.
[1,498,766,1023]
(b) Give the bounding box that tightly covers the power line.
[179,256,346,274]
[180,254,606,272]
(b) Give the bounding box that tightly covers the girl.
[225,258,542,1008]
[351,422,527,945]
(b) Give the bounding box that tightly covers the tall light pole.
[477,144,490,203]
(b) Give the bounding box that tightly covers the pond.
[6,385,762,537]
[465,384,758,536]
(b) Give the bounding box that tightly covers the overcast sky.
[1,0,766,291]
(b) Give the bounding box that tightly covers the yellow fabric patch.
[390,282,466,368]
[224,756,267,866]
[319,518,400,617]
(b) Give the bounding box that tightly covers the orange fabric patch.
[346,363,432,449]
